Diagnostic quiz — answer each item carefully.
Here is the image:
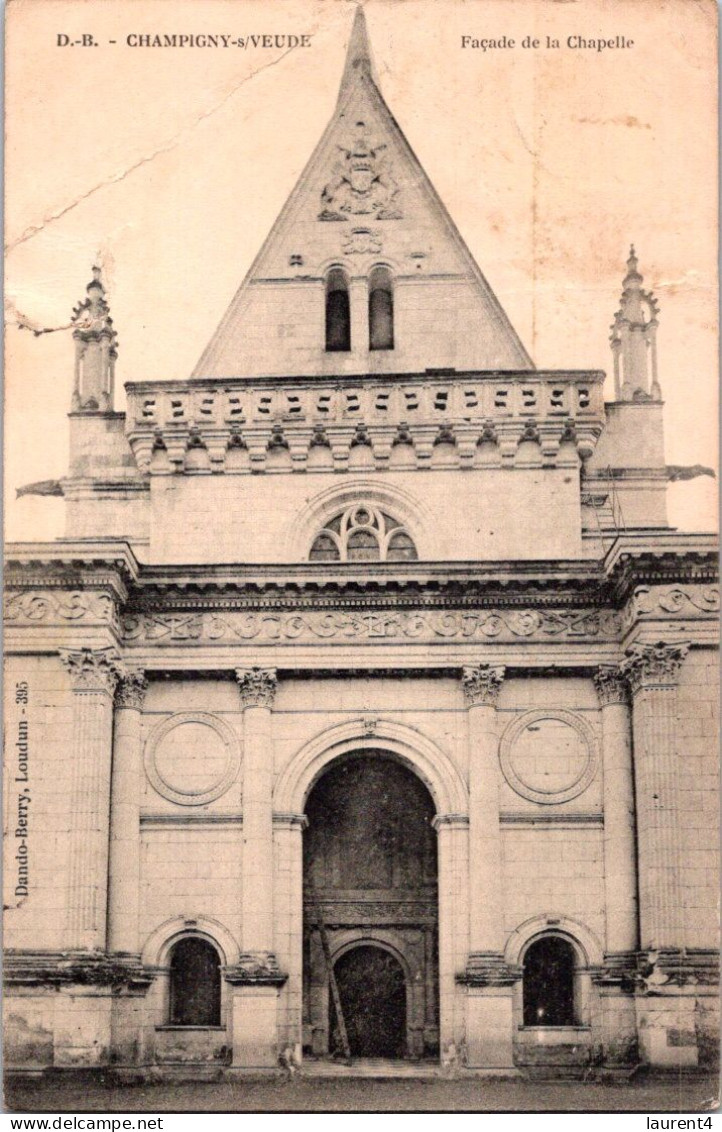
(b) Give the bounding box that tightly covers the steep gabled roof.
[193,7,533,377]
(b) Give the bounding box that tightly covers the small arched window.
[309,505,418,563]
[169,937,222,1027]
[522,936,576,1027]
[369,266,394,351]
[326,268,351,352]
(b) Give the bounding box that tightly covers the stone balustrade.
[125,370,605,474]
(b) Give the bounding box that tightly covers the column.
[621,642,688,951]
[621,641,699,1068]
[592,665,638,1067]
[594,665,638,957]
[349,277,369,355]
[60,647,122,952]
[107,668,148,957]
[459,665,516,1070]
[228,667,286,1069]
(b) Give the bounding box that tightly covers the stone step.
[300,1058,443,1079]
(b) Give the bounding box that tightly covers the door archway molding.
[274,717,467,815]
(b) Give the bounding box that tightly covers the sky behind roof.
[5,0,717,541]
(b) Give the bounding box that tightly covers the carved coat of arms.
[319,125,403,221]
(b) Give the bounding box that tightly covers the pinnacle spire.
[338,6,378,101]
[610,247,661,402]
[70,264,118,412]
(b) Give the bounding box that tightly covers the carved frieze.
[304,899,436,925]
[4,588,120,629]
[623,584,719,631]
[621,641,689,694]
[123,607,621,646]
[462,665,506,707]
[59,646,124,695]
[236,667,278,708]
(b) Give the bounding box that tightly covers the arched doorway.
[303,752,439,1059]
[331,945,407,1057]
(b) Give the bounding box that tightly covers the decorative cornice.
[224,952,287,987]
[593,664,629,706]
[236,667,277,708]
[462,664,506,707]
[60,646,124,695]
[3,950,152,990]
[115,668,148,709]
[458,953,521,987]
[635,948,720,991]
[604,534,719,604]
[621,641,689,694]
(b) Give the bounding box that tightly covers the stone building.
[4,8,719,1078]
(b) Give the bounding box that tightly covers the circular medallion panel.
[145,712,240,806]
[499,709,597,804]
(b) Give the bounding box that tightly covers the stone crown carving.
[621,641,689,694]
[60,647,124,695]
[593,665,629,707]
[236,667,278,708]
[115,668,148,710]
[462,665,506,707]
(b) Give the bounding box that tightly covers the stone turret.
[610,247,660,402]
[71,266,118,412]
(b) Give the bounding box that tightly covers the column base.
[635,949,720,1070]
[230,984,282,1069]
[464,985,516,1069]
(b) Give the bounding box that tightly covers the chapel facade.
[4,9,719,1079]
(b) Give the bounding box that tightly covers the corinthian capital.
[236,667,277,708]
[60,646,124,695]
[115,668,148,710]
[621,641,689,695]
[462,665,506,707]
[593,665,629,707]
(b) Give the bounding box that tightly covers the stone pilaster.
[107,668,148,957]
[229,668,285,1067]
[433,813,469,1056]
[59,647,123,951]
[458,664,516,1069]
[273,812,307,1057]
[621,642,688,952]
[594,665,638,957]
[462,665,506,959]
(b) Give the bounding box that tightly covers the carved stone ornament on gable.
[319,123,403,221]
[341,227,383,255]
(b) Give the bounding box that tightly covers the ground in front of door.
[5,1073,718,1113]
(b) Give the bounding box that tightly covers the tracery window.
[168,937,222,1027]
[309,505,418,563]
[522,935,576,1027]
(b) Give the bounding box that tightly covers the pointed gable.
[193,8,533,378]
